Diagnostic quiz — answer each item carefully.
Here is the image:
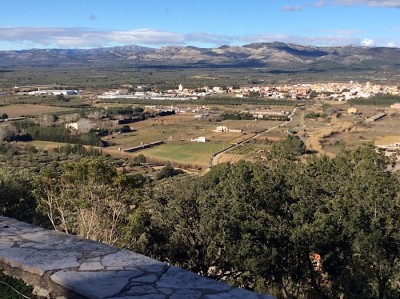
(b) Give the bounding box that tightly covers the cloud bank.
[335,0,400,7]
[0,27,396,49]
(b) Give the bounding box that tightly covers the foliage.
[12,121,105,146]
[55,93,68,102]
[132,154,147,165]
[349,94,400,106]
[271,135,306,160]
[221,112,254,120]
[106,106,134,116]
[305,112,324,119]
[144,144,400,298]
[0,269,34,299]
[0,139,399,298]
[97,97,296,107]
[33,157,148,245]
[156,164,182,180]
[54,144,101,156]
[0,167,37,223]
[119,125,132,133]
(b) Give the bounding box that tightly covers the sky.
[0,0,399,50]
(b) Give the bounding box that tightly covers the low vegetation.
[1,142,399,298]
[1,65,400,298]
[0,269,35,299]
[349,94,400,106]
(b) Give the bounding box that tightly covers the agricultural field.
[0,104,75,117]
[2,81,399,168]
[102,106,298,167]
[139,142,226,168]
[283,101,400,156]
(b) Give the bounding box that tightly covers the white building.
[213,126,242,133]
[65,122,79,130]
[191,136,207,143]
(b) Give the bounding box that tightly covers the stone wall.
[0,216,274,299]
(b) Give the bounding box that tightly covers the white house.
[213,126,242,133]
[65,122,79,130]
[191,136,207,143]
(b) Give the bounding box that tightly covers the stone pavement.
[0,216,275,299]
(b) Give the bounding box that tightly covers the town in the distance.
[2,78,399,171]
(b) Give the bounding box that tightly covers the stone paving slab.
[51,270,144,299]
[0,216,275,299]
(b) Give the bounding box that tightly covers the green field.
[0,104,76,118]
[140,142,226,167]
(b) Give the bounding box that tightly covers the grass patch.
[141,142,226,167]
[0,104,75,118]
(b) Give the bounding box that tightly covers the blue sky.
[0,0,399,50]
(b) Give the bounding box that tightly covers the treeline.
[12,121,106,146]
[142,145,399,298]
[221,111,254,120]
[54,144,102,156]
[97,97,297,107]
[115,109,176,125]
[349,94,400,106]
[1,144,399,298]
[9,96,90,108]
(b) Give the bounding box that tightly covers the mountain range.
[1,42,400,70]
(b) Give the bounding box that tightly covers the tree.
[38,114,57,127]
[143,145,400,298]
[119,125,132,133]
[156,164,182,180]
[77,118,93,134]
[133,154,146,165]
[132,107,144,114]
[34,158,147,245]
[308,90,318,99]
[0,167,37,223]
[271,135,306,160]
[55,93,68,101]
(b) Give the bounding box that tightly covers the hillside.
[2,42,400,70]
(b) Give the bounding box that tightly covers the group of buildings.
[10,81,399,102]
[98,81,400,101]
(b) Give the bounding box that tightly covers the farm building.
[213,126,242,133]
[347,107,358,114]
[65,122,79,130]
[191,136,207,143]
[365,112,386,123]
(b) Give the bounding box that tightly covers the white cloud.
[335,0,400,7]
[386,42,396,47]
[361,38,374,46]
[241,32,363,47]
[305,0,328,7]
[314,0,328,7]
[281,5,302,11]
[0,27,187,48]
[0,27,397,49]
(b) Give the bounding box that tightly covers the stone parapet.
[0,216,274,299]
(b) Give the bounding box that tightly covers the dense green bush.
[0,269,34,299]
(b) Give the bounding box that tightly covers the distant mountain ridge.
[1,42,400,69]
